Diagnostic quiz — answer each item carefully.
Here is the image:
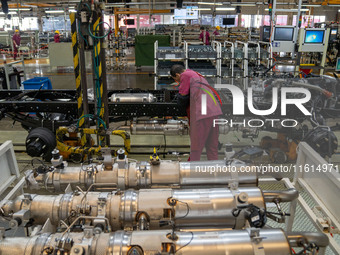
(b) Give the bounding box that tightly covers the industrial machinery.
[0,228,329,255]
[0,187,298,231]
[26,152,260,192]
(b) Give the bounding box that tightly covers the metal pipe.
[29,159,258,192]
[263,188,299,203]
[0,229,328,255]
[1,187,268,230]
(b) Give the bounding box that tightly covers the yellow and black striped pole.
[93,16,106,146]
[70,12,86,146]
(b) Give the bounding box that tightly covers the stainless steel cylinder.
[0,229,327,255]
[1,187,266,230]
[120,119,189,135]
[110,93,155,103]
[31,160,258,192]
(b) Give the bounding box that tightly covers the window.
[276,15,288,25]
[292,15,325,27]
[42,16,70,32]
[201,15,213,25]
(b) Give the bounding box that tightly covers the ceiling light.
[265,8,309,11]
[69,10,77,12]
[45,10,64,13]
[303,4,321,7]
[216,7,235,11]
[9,8,31,11]
[192,7,211,11]
[231,3,256,6]
[198,2,223,5]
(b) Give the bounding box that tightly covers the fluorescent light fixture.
[216,7,235,11]
[198,2,223,5]
[303,4,321,7]
[45,10,64,13]
[69,10,77,12]
[9,8,31,11]
[192,7,211,11]
[231,3,256,6]
[265,8,309,11]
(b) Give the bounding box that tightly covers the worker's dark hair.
[200,26,205,30]
[170,65,185,77]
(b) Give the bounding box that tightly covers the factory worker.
[54,30,60,43]
[199,26,210,45]
[213,26,221,36]
[171,64,222,161]
[12,29,21,60]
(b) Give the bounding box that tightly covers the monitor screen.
[261,26,271,41]
[223,18,235,25]
[174,6,198,19]
[274,27,294,41]
[304,30,325,44]
[126,19,135,25]
[330,28,338,42]
[336,57,340,72]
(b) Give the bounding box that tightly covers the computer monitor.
[274,27,294,41]
[223,18,235,26]
[304,29,325,44]
[174,6,198,20]
[336,57,340,72]
[126,19,135,25]
[260,26,271,42]
[329,28,338,42]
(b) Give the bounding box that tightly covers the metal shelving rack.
[235,40,248,89]
[185,41,220,79]
[154,40,186,89]
[221,40,235,84]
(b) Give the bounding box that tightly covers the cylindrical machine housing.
[110,93,155,103]
[31,160,258,192]
[1,187,265,230]
[0,229,328,255]
[120,119,189,135]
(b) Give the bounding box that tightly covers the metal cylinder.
[31,160,258,192]
[1,187,268,230]
[120,119,189,135]
[110,93,155,103]
[0,229,327,255]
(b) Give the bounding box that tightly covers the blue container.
[23,77,52,90]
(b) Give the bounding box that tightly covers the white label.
[251,215,260,222]
[165,54,176,59]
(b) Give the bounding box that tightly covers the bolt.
[73,248,80,253]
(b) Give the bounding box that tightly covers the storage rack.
[154,39,273,89]
[154,40,186,89]
[221,40,235,84]
[185,41,220,79]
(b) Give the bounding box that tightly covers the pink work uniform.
[213,30,220,36]
[12,34,21,60]
[179,69,222,161]
[54,34,60,43]
[199,31,210,45]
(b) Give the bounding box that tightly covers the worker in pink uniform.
[54,30,60,43]
[199,26,210,45]
[213,26,221,36]
[12,29,21,60]
[171,65,222,161]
